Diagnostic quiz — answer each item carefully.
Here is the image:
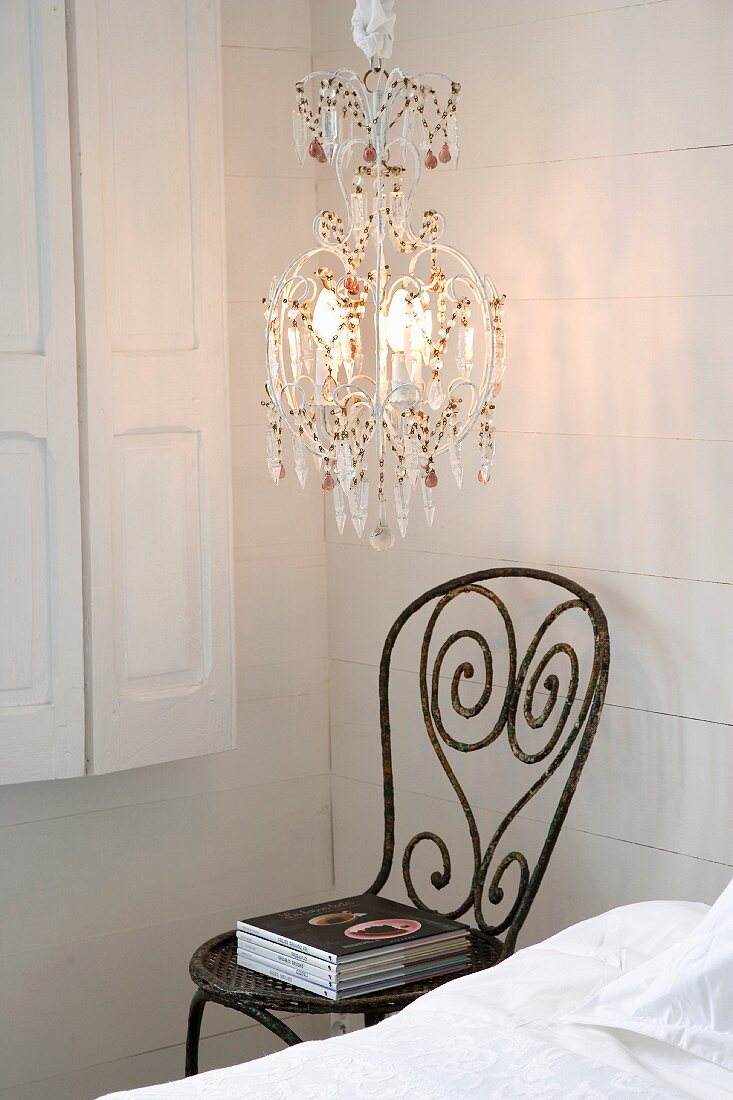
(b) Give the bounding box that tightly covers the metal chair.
[185,567,610,1074]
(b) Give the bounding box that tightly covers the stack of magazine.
[235,893,471,1000]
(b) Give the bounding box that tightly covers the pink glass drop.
[439,142,451,164]
[478,466,491,485]
[425,149,438,170]
[363,143,377,164]
[309,138,324,159]
[317,149,328,163]
[425,466,438,488]
[278,462,286,480]
[322,471,335,491]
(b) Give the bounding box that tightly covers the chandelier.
[263,1,507,550]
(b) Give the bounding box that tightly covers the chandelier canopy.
[263,9,507,550]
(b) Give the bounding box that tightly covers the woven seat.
[185,569,609,1076]
[191,928,501,1016]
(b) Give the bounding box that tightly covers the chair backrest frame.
[367,567,610,959]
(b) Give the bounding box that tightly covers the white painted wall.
[0,3,331,1097]
[314,0,733,942]
[3,2,732,1096]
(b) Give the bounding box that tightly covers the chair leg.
[185,989,209,1077]
[364,1010,385,1028]
[234,1002,304,1047]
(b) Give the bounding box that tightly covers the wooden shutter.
[0,0,85,783]
[69,0,235,772]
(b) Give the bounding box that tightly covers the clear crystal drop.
[266,427,281,483]
[394,476,411,538]
[427,376,445,410]
[405,438,421,485]
[292,110,306,166]
[312,450,323,472]
[350,189,366,233]
[369,522,394,551]
[448,438,463,488]
[293,436,308,487]
[335,440,355,491]
[375,188,389,241]
[333,484,347,534]
[391,188,405,231]
[402,107,415,142]
[267,345,281,385]
[457,324,474,379]
[478,460,493,485]
[287,326,303,380]
[421,481,436,526]
[321,106,338,159]
[349,474,369,537]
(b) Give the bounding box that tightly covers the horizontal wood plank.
[326,543,733,726]
[316,0,733,169]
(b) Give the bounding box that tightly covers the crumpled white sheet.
[100,900,733,1100]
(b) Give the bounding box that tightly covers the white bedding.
[101,900,733,1100]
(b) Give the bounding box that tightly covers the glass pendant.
[302,329,315,377]
[266,427,281,484]
[292,109,306,166]
[335,439,355,491]
[427,375,445,410]
[287,323,303,380]
[448,438,463,488]
[350,187,366,233]
[321,105,338,160]
[394,474,411,537]
[421,479,436,526]
[349,473,369,536]
[457,324,474,378]
[390,186,405,232]
[293,435,308,487]
[405,436,421,486]
[333,483,347,534]
[369,499,394,551]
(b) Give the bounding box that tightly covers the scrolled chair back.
[368,568,610,959]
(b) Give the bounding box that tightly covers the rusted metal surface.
[186,568,609,1064]
[368,567,610,960]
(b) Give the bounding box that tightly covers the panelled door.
[69,0,235,773]
[0,0,86,783]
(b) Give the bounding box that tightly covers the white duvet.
[101,900,733,1100]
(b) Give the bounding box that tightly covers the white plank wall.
[0,2,330,1097]
[313,0,733,944]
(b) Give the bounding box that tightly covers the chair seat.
[189,928,503,1016]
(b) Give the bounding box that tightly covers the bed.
[100,897,733,1099]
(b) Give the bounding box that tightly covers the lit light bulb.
[386,288,409,353]
[312,288,342,343]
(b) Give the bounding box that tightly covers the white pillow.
[565,877,733,1072]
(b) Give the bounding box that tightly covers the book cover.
[236,894,469,964]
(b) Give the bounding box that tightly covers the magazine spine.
[237,955,338,999]
[236,921,335,962]
[237,945,340,988]
[236,934,337,974]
